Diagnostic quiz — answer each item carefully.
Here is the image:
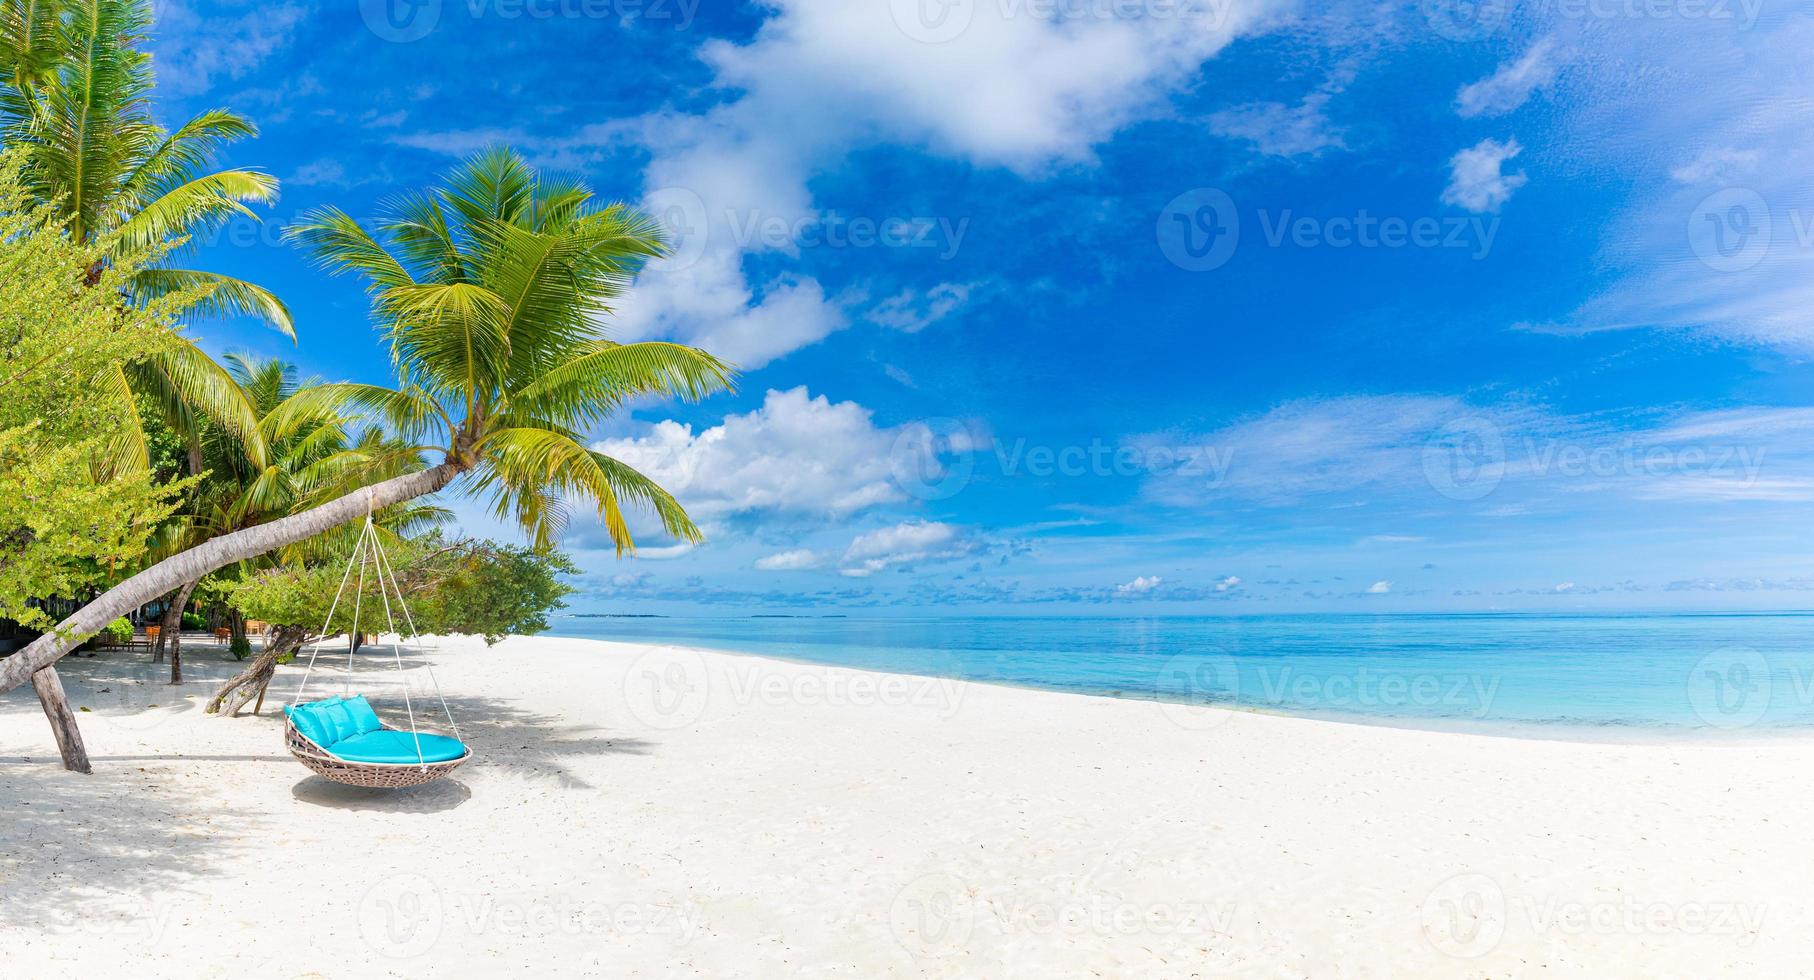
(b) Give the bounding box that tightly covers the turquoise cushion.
[325,730,468,765]
[318,699,360,743]
[341,695,384,735]
[285,701,334,747]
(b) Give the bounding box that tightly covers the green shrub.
[103,618,134,644]
[229,634,252,661]
[181,611,206,630]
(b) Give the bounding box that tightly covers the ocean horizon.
[550,611,1814,738]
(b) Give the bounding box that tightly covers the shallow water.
[549,613,1814,737]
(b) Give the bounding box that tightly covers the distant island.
[572,613,669,619]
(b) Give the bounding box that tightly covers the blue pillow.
[317,699,361,744]
[341,695,384,735]
[286,702,333,747]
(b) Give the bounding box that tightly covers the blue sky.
[150,0,1814,613]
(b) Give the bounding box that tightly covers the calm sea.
[548,613,1814,738]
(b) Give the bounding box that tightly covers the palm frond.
[131,267,295,337]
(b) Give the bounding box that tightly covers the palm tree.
[0,0,289,476]
[0,147,735,768]
[145,354,442,684]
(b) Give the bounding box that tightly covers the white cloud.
[1209,95,1345,157]
[1366,580,1392,594]
[1117,573,1160,598]
[1669,147,1760,185]
[864,283,976,333]
[151,1,306,98]
[1441,138,1528,213]
[288,159,348,188]
[1138,394,1538,506]
[839,521,968,577]
[592,387,912,521]
[611,259,847,371]
[1214,575,1241,592]
[1455,40,1557,118]
[620,0,1284,367]
[755,549,824,571]
[1531,15,1814,349]
[1116,575,1163,595]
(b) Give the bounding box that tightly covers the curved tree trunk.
[206,624,308,717]
[161,578,198,683]
[33,667,91,774]
[0,462,462,772]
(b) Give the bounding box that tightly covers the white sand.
[3,634,1813,978]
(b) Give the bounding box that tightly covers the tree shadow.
[354,691,658,791]
[0,760,262,939]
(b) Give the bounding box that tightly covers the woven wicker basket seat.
[285,716,470,789]
[282,513,471,790]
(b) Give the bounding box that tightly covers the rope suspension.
[288,514,460,771]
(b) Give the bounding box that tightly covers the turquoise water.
[549,613,1814,738]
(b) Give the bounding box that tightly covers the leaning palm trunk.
[159,578,199,682]
[206,624,307,716]
[0,463,463,752]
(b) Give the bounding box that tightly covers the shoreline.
[549,630,1814,748]
[5,633,1814,975]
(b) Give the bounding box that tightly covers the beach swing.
[283,512,471,789]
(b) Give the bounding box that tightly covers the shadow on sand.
[291,774,474,812]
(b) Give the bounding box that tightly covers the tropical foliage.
[0,150,186,627]
[231,533,577,646]
[0,0,288,480]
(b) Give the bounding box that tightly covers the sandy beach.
[3,634,1812,977]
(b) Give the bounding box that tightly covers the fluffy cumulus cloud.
[1441,138,1527,213]
[1116,575,1163,595]
[1455,39,1557,118]
[1366,580,1392,594]
[839,521,970,577]
[592,387,912,521]
[619,0,1285,367]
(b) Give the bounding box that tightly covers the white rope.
[343,518,370,698]
[371,525,462,741]
[284,503,465,774]
[366,523,428,770]
[291,522,366,704]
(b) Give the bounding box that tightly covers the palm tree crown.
[0,0,291,477]
[286,146,735,551]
